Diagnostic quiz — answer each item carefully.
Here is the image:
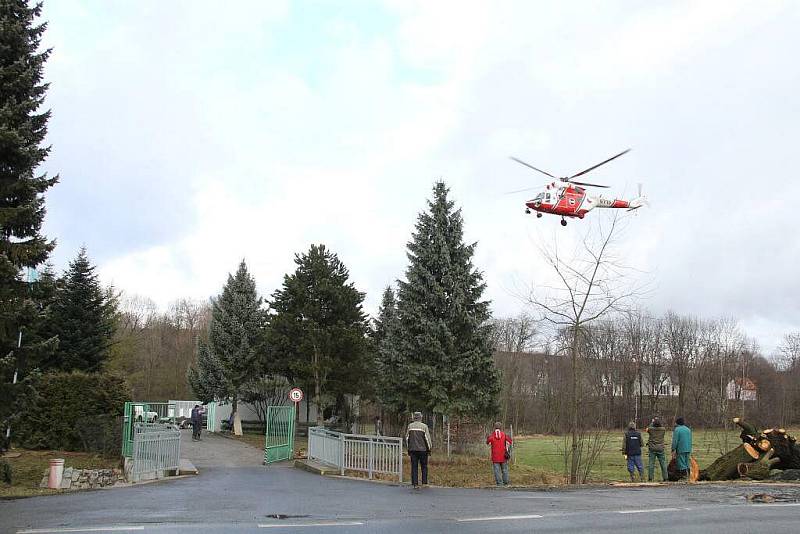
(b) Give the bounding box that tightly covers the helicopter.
[509,148,647,226]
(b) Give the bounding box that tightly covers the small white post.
[511,424,516,465]
[446,417,451,459]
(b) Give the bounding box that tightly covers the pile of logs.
[698,418,800,481]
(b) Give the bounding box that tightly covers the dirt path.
[179,428,264,468]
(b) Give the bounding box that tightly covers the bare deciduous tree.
[527,214,643,484]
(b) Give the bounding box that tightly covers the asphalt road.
[2,433,799,533]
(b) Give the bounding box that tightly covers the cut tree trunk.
[699,443,759,481]
[763,429,800,470]
[737,449,781,480]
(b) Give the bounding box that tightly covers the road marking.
[456,514,543,522]
[18,528,145,534]
[617,508,681,514]
[258,522,364,528]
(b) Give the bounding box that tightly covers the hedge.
[14,371,131,456]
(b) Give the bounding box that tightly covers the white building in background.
[726,378,757,401]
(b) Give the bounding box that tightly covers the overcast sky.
[38,1,800,354]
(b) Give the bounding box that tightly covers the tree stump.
[763,430,800,470]
[737,449,781,480]
[698,443,759,481]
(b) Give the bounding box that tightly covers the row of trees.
[187,247,373,434]
[0,1,125,454]
[187,183,501,435]
[493,311,800,433]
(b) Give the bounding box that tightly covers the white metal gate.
[129,423,181,482]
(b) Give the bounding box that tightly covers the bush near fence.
[14,371,130,456]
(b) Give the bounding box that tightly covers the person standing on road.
[671,416,693,480]
[645,416,668,482]
[486,422,513,486]
[623,421,644,482]
[374,415,383,436]
[405,412,432,489]
[191,404,204,441]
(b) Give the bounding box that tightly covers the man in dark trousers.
[623,421,644,482]
[190,405,204,441]
[486,422,513,486]
[405,412,432,489]
[671,416,693,480]
[645,416,668,481]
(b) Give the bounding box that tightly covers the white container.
[48,458,65,489]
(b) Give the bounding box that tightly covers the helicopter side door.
[562,188,584,215]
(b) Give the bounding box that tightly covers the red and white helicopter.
[510,149,647,226]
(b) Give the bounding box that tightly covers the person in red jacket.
[486,422,512,486]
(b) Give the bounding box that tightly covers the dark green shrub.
[0,458,11,484]
[14,371,131,456]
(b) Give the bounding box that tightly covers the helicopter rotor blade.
[504,182,553,194]
[509,157,558,179]
[568,148,630,179]
[569,180,610,188]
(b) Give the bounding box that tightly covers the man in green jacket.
[645,416,668,482]
[671,416,692,480]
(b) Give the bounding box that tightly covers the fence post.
[339,433,345,476]
[368,438,374,479]
[398,440,402,483]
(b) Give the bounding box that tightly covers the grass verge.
[0,449,119,499]
[513,427,800,482]
[344,453,561,487]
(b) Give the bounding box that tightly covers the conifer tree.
[374,286,407,414]
[45,248,117,372]
[188,261,266,435]
[268,244,370,425]
[395,182,499,419]
[1,1,58,445]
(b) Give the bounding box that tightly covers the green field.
[512,428,751,482]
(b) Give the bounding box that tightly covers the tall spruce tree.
[374,286,407,414]
[0,1,58,446]
[268,244,370,425]
[188,261,266,435]
[395,182,499,419]
[45,248,117,372]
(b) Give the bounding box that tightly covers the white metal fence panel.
[130,423,181,482]
[308,427,343,468]
[308,427,402,482]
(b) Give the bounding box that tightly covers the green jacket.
[671,424,692,454]
[646,426,666,452]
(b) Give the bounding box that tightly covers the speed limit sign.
[289,387,304,403]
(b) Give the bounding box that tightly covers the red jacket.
[486,429,512,463]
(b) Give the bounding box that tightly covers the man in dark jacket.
[645,416,668,481]
[191,405,204,441]
[623,421,644,482]
[405,412,432,489]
